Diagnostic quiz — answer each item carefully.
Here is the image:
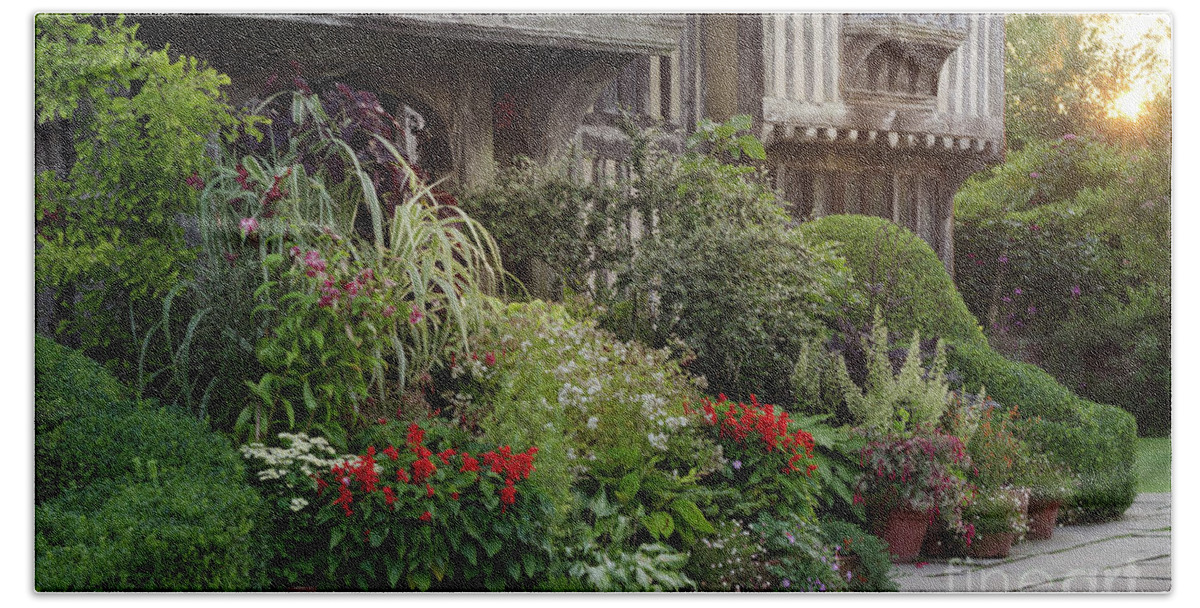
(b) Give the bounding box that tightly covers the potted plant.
[1017,451,1077,540]
[963,489,1025,559]
[854,426,974,562]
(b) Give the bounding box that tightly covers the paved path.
[893,493,1171,592]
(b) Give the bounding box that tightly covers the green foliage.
[35,342,260,591]
[35,14,241,371]
[458,159,610,299]
[955,134,1170,435]
[142,86,503,441]
[36,477,260,591]
[948,340,1138,521]
[463,118,847,405]
[626,221,845,405]
[794,309,950,433]
[38,405,249,511]
[439,300,721,528]
[34,335,130,436]
[818,520,898,592]
[553,490,695,591]
[799,214,984,345]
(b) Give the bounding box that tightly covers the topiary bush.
[36,477,261,591]
[34,334,131,435]
[798,214,985,345]
[35,340,262,590]
[948,340,1137,521]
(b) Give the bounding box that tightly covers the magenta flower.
[304,250,326,276]
[239,217,259,235]
[185,172,205,191]
[1014,288,1023,295]
[1029,223,1040,231]
[1029,171,1042,179]
[382,305,397,318]
[1070,285,1081,297]
[998,254,1008,264]
[409,305,425,325]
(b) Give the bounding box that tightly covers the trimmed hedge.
[35,338,261,591]
[34,334,131,434]
[949,340,1138,521]
[798,214,985,345]
[36,477,260,591]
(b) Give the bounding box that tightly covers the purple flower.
[998,254,1008,264]
[785,532,795,544]
[1001,296,1012,303]
[239,217,259,235]
[1014,288,1023,295]
[1063,133,1077,141]
[1027,306,1037,315]
[1029,171,1042,179]
[732,460,742,471]
[1070,285,1081,297]
[782,579,791,589]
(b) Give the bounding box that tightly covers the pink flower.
[185,172,205,191]
[1062,133,1077,141]
[484,352,496,366]
[1029,172,1042,179]
[239,217,259,236]
[304,250,326,276]
[409,306,425,325]
[382,305,397,318]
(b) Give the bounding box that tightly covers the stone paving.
[892,493,1171,592]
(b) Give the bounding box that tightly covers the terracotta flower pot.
[1027,499,1061,540]
[876,508,929,563]
[968,531,1014,559]
[921,520,966,558]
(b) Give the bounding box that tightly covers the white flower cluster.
[240,432,355,488]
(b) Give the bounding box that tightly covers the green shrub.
[948,340,1138,521]
[35,15,242,373]
[626,221,846,405]
[36,477,260,591]
[34,335,131,434]
[143,85,504,443]
[39,405,248,510]
[439,300,720,522]
[818,520,897,592]
[799,214,985,345]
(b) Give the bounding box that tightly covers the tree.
[35,15,241,373]
[1004,14,1165,148]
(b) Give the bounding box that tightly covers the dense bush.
[35,340,261,591]
[627,221,846,405]
[36,477,260,591]
[948,340,1138,521]
[955,134,1170,435]
[35,15,243,374]
[799,215,985,346]
[38,406,248,509]
[34,334,130,435]
[463,118,849,406]
[140,85,503,443]
[818,520,897,592]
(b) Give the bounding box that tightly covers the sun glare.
[1098,14,1172,121]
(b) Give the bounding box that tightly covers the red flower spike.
[419,511,432,522]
